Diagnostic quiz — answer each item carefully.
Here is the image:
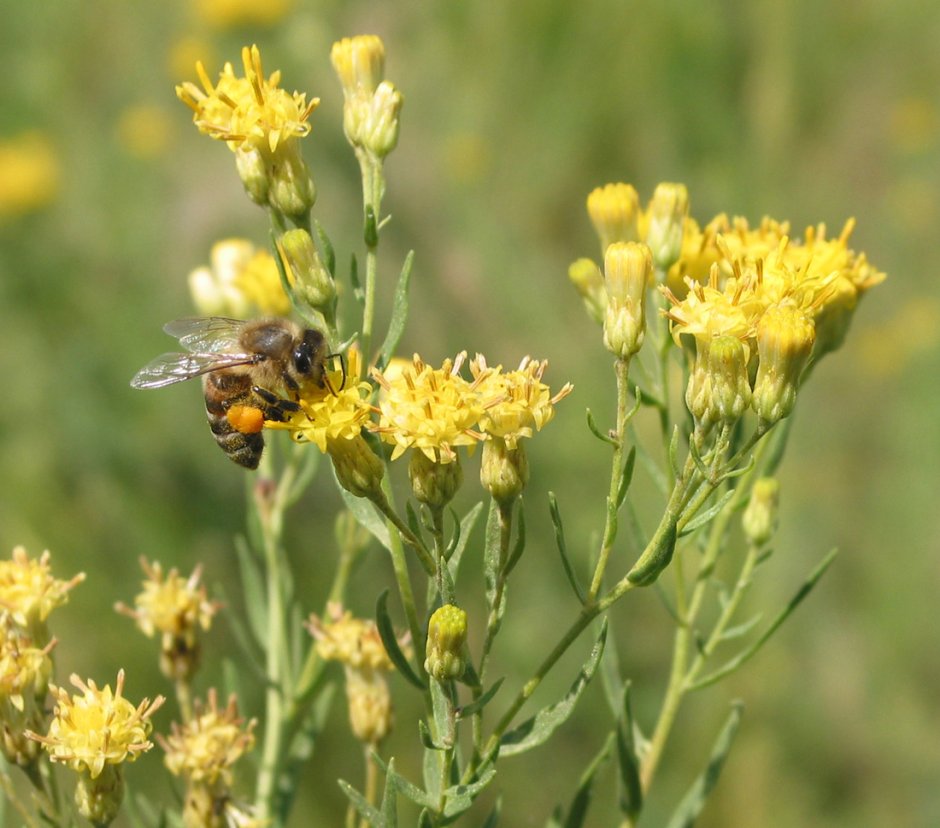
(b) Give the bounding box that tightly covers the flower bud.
[279,229,337,320]
[409,450,463,509]
[567,258,607,324]
[645,182,689,271]
[268,142,316,220]
[234,147,270,206]
[603,242,651,359]
[328,435,385,500]
[587,183,640,251]
[480,437,529,504]
[425,604,468,681]
[742,477,780,546]
[345,670,392,744]
[751,305,815,425]
[75,764,125,827]
[685,335,751,427]
[331,35,386,96]
[361,81,403,158]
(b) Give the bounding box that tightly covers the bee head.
[293,329,327,378]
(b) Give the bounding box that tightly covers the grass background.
[1,0,938,824]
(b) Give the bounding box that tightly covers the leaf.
[628,423,668,496]
[350,253,363,304]
[430,678,455,750]
[482,797,502,828]
[504,502,526,577]
[548,492,586,605]
[376,591,425,689]
[338,779,384,826]
[215,587,265,680]
[483,500,502,613]
[689,548,838,690]
[616,682,643,820]
[448,502,484,581]
[585,408,617,445]
[336,472,392,551]
[562,732,614,828]
[680,489,736,537]
[457,677,504,719]
[615,446,637,508]
[312,218,337,275]
[232,535,267,648]
[718,613,763,642]
[441,768,497,819]
[665,702,744,828]
[373,755,435,809]
[626,516,678,587]
[380,757,399,828]
[377,250,415,370]
[598,623,624,719]
[500,621,607,756]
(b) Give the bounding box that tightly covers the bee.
[131,317,336,469]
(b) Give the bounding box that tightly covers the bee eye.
[293,346,312,374]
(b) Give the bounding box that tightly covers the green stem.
[358,154,383,366]
[588,357,631,602]
[0,768,41,828]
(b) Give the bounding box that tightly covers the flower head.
[0,632,54,765]
[372,353,486,464]
[160,689,256,787]
[587,183,640,251]
[177,45,317,154]
[29,671,163,779]
[425,604,468,682]
[188,239,290,318]
[0,547,84,642]
[471,355,572,449]
[308,603,399,672]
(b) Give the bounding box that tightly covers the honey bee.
[131,317,336,469]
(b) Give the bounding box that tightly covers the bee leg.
[252,386,302,423]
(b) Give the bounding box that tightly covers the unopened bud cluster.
[603,242,651,360]
[425,604,468,681]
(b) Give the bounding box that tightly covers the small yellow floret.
[0,547,84,637]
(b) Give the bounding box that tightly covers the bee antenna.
[323,352,347,396]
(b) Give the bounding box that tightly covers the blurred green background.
[2,0,938,825]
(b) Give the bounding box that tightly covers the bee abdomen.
[207,412,265,469]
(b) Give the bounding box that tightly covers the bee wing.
[130,351,257,389]
[163,317,247,354]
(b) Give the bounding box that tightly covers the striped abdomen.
[203,370,265,469]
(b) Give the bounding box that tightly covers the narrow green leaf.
[376,591,425,689]
[598,622,624,719]
[381,757,399,828]
[548,492,586,605]
[372,755,435,809]
[430,679,455,749]
[545,807,564,828]
[232,535,267,647]
[689,548,838,690]
[441,768,497,818]
[448,501,484,580]
[335,473,391,551]
[457,677,504,719]
[483,499,501,612]
[313,218,336,275]
[718,613,763,642]
[680,489,736,536]
[665,702,744,828]
[500,621,607,756]
[616,682,643,819]
[406,501,423,543]
[350,253,364,304]
[563,732,614,828]
[378,250,415,370]
[417,810,434,828]
[364,203,379,247]
[615,446,637,508]
[216,588,265,680]
[669,425,683,480]
[418,719,443,751]
[338,779,384,826]
[504,502,526,577]
[626,517,678,587]
[762,415,794,477]
[586,408,617,445]
[482,796,502,828]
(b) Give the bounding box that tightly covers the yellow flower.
[586,183,640,251]
[0,131,59,218]
[29,671,163,779]
[0,632,54,766]
[188,238,290,319]
[160,689,255,787]
[470,355,572,449]
[176,45,317,154]
[265,348,372,452]
[372,353,486,463]
[308,603,398,672]
[0,547,84,642]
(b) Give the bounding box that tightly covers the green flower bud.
[587,183,640,252]
[409,450,462,509]
[75,764,125,827]
[480,437,529,505]
[279,229,337,321]
[742,477,780,546]
[329,435,385,500]
[645,182,689,271]
[685,335,751,427]
[425,604,468,681]
[268,142,316,221]
[234,147,270,206]
[568,257,607,324]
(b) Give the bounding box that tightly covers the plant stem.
[588,357,631,602]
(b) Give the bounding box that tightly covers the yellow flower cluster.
[177,45,316,154]
[31,671,163,779]
[308,603,397,672]
[371,352,571,463]
[161,689,256,787]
